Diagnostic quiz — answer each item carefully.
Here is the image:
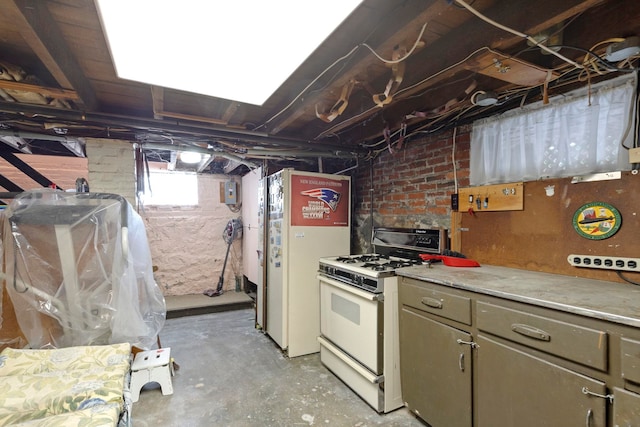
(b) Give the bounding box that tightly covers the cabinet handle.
[585,409,592,427]
[459,353,465,372]
[421,297,443,309]
[581,387,614,404]
[511,323,551,341]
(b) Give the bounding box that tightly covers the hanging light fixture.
[179,151,202,164]
[471,90,499,106]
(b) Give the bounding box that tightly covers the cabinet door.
[477,335,606,427]
[613,387,640,426]
[400,307,472,427]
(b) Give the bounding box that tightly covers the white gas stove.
[317,227,447,413]
[318,254,420,293]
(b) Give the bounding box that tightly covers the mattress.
[0,343,132,427]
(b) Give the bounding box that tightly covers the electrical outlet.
[567,254,640,272]
[629,147,640,164]
[450,194,459,210]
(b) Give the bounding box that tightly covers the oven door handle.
[318,336,384,384]
[316,275,380,301]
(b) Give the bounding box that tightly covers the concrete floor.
[131,307,427,426]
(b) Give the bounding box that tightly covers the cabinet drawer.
[399,279,471,325]
[621,338,640,384]
[477,301,607,370]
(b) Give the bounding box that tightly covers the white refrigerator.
[241,166,266,328]
[266,168,351,357]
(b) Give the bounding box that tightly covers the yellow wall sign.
[572,202,621,240]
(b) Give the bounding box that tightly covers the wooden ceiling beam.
[150,86,164,120]
[487,0,609,52]
[265,0,453,136]
[150,86,239,126]
[559,0,640,54]
[7,0,98,110]
[318,0,607,141]
[222,102,240,124]
[0,80,79,100]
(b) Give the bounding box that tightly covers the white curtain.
[470,73,637,185]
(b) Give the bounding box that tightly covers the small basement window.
[141,170,198,206]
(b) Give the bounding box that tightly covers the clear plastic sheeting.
[1,189,166,349]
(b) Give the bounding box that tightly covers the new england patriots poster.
[291,174,349,226]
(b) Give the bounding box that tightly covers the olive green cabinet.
[476,335,606,427]
[616,337,640,426]
[613,387,640,426]
[398,275,640,427]
[399,278,474,427]
[400,306,473,427]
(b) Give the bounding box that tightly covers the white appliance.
[317,228,446,413]
[241,167,266,328]
[266,168,351,358]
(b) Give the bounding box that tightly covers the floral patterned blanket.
[0,343,132,427]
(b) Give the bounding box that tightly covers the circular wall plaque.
[572,202,621,240]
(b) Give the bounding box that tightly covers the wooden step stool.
[130,347,174,402]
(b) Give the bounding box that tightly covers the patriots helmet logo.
[300,188,341,211]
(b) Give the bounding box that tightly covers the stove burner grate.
[388,260,417,268]
[356,254,381,262]
[362,262,391,271]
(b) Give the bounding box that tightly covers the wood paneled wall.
[459,172,640,283]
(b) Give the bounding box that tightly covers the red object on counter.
[420,254,480,267]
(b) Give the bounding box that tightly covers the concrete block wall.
[83,138,244,297]
[352,126,471,253]
[84,138,136,205]
[142,174,243,296]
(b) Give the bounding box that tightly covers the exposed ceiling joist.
[319,0,616,142]
[0,99,363,154]
[151,86,164,120]
[0,79,79,100]
[150,85,232,126]
[8,0,98,109]
[0,0,636,177]
[264,1,452,136]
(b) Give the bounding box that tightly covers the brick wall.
[84,138,136,205]
[352,126,471,253]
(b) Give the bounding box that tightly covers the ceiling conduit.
[0,101,366,154]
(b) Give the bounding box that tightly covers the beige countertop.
[397,264,640,328]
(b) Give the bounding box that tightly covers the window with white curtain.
[470,73,637,185]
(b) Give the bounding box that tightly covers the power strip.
[567,254,640,272]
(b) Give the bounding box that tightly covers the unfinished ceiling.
[0,0,638,178]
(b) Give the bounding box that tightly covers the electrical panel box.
[220,181,238,205]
